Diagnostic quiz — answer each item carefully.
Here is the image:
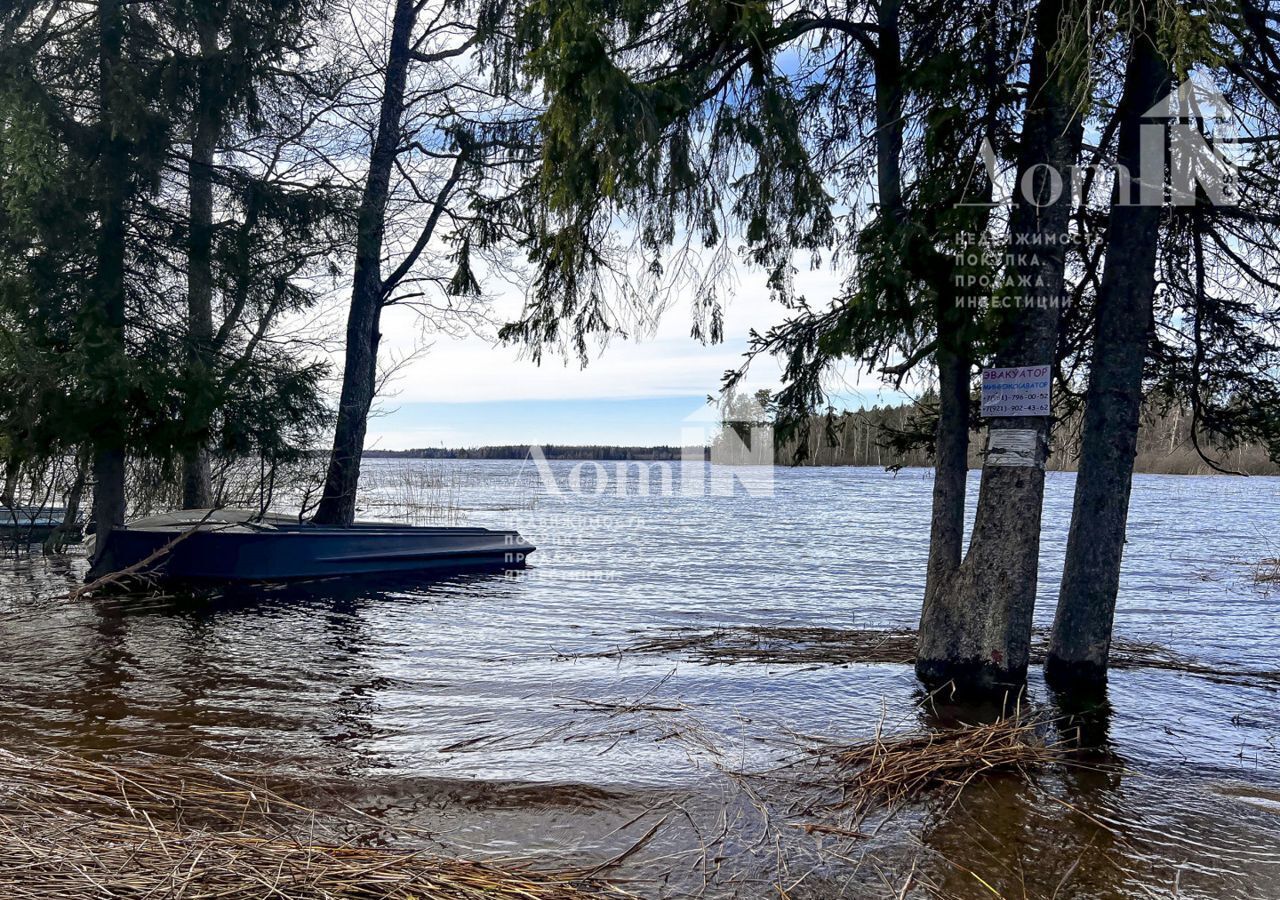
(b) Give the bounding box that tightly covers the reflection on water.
[0,462,1278,897]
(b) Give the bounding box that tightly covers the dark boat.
[87,510,535,582]
[0,505,81,543]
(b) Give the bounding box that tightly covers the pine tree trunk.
[182,17,218,510]
[874,0,902,223]
[313,0,417,526]
[916,0,1082,692]
[918,173,991,634]
[1046,20,1169,689]
[88,0,130,570]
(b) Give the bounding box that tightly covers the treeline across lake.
[761,402,1280,475]
[365,446,703,461]
[362,399,1279,475]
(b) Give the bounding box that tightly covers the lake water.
[1,460,1278,897]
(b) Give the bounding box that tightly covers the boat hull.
[94,523,535,582]
[0,506,81,543]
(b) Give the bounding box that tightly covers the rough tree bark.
[1046,18,1169,689]
[874,0,903,224]
[921,321,971,607]
[915,0,1083,693]
[312,0,418,525]
[182,16,218,510]
[88,0,130,569]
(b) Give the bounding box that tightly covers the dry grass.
[0,747,615,899]
[1256,558,1280,585]
[589,626,1280,688]
[1100,638,1280,686]
[581,626,918,666]
[818,715,1065,824]
[354,461,538,525]
[742,714,1096,894]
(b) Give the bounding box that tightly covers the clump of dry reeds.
[1256,558,1280,585]
[0,748,612,899]
[820,715,1063,822]
[582,626,919,666]
[591,626,1280,688]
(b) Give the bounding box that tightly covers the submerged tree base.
[1042,654,1109,694]
[913,656,1030,698]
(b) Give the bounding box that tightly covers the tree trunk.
[874,0,902,225]
[312,0,417,525]
[0,456,18,509]
[918,164,992,632]
[47,448,91,553]
[88,0,130,570]
[916,0,1082,693]
[182,17,218,510]
[1046,19,1169,690]
[921,323,970,613]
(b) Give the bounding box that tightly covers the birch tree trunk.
[1047,17,1169,689]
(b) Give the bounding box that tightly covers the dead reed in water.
[590,625,1280,688]
[1257,558,1280,585]
[0,748,612,899]
[798,716,1070,834]
[823,716,1062,821]
[582,626,919,666]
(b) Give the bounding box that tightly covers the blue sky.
[369,390,910,449]
[367,397,724,448]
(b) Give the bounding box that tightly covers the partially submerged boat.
[87,509,535,582]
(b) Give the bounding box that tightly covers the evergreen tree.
[0,0,346,565]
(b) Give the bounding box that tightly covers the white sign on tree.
[980,365,1051,417]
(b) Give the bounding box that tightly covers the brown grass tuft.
[1256,558,1280,585]
[822,716,1064,822]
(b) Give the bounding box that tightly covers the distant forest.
[370,400,1280,475]
[364,445,704,461]
[761,402,1280,475]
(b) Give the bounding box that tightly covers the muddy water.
[0,462,1277,897]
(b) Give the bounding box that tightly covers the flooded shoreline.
[1,462,1278,896]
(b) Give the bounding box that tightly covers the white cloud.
[370,264,854,405]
